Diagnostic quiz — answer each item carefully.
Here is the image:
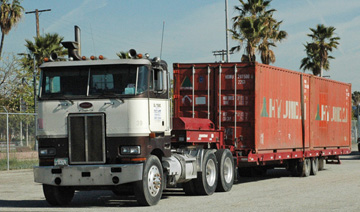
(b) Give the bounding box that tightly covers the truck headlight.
[39,148,56,156]
[120,146,141,155]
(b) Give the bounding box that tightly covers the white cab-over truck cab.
[33,28,234,206]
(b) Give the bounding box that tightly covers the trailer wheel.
[42,184,74,206]
[134,155,163,206]
[215,149,234,192]
[299,158,311,177]
[310,157,319,175]
[194,150,218,195]
[318,157,325,171]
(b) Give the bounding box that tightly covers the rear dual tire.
[194,150,218,195]
[183,149,234,195]
[215,149,234,192]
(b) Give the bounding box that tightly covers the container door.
[173,64,214,120]
[214,63,255,149]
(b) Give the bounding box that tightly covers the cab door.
[149,68,170,133]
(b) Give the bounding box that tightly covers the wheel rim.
[305,159,311,173]
[206,159,216,186]
[147,165,161,197]
[223,157,233,183]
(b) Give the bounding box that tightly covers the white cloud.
[45,0,108,33]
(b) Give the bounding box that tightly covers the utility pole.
[213,49,234,63]
[25,9,51,37]
[225,0,230,62]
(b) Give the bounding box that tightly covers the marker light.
[137,54,143,59]
[90,55,95,60]
[82,56,87,60]
[44,57,49,62]
[99,55,104,60]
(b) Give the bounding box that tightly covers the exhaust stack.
[61,25,82,61]
[75,25,81,56]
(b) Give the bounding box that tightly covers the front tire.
[134,155,164,206]
[215,149,234,192]
[42,184,74,206]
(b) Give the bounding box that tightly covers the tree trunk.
[0,32,5,58]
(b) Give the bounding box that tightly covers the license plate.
[54,158,68,166]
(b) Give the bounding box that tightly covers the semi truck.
[33,29,352,206]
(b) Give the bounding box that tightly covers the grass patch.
[0,158,38,171]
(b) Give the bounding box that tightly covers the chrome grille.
[68,114,105,164]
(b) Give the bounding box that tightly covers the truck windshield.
[40,65,149,99]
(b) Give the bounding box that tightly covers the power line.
[25,9,51,37]
[212,49,234,63]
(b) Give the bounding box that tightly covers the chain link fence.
[0,111,38,171]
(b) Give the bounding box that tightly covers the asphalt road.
[1,145,360,212]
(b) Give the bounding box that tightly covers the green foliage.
[300,24,340,76]
[116,51,131,59]
[23,33,67,70]
[0,0,24,57]
[0,158,38,170]
[0,53,31,112]
[231,0,287,64]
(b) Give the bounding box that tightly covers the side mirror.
[155,70,163,91]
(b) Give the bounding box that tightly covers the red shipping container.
[173,62,351,155]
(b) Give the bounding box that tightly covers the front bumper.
[34,163,143,186]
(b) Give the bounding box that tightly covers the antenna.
[90,23,97,56]
[160,21,165,59]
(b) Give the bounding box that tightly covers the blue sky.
[5,0,360,92]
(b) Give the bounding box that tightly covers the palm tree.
[233,0,274,18]
[231,0,286,64]
[230,16,266,62]
[22,33,67,71]
[258,17,287,64]
[0,0,24,58]
[300,24,340,76]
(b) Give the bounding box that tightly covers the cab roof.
[40,58,152,69]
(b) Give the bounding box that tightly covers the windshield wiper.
[97,91,124,103]
[56,95,74,105]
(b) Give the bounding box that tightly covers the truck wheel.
[194,150,218,195]
[215,149,234,192]
[299,158,311,177]
[134,155,163,206]
[310,157,319,175]
[318,157,325,171]
[42,184,74,206]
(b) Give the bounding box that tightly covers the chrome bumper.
[33,164,143,186]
